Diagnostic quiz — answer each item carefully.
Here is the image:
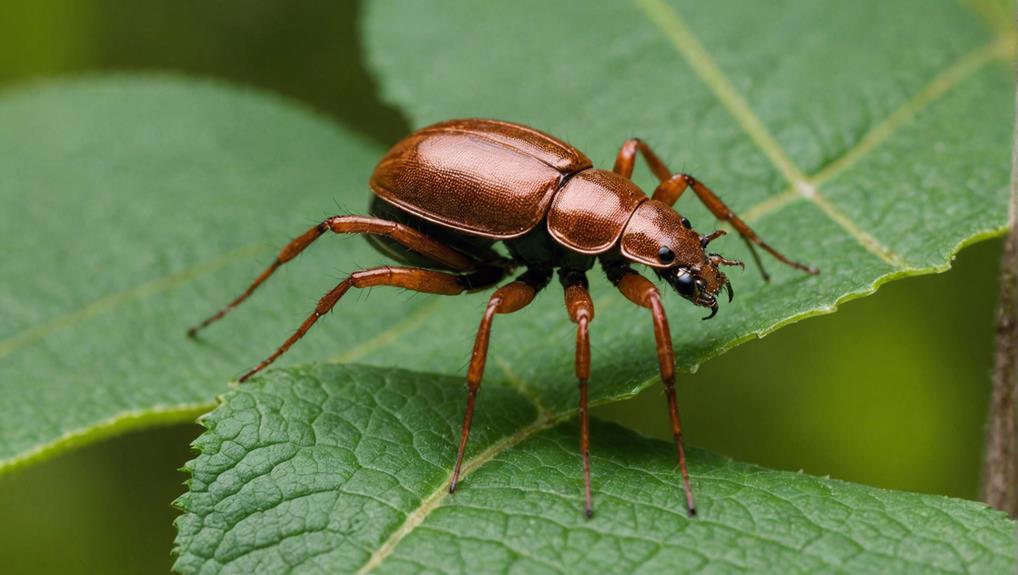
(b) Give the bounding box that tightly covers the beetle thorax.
[619,200,703,268]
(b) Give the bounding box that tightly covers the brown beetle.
[189,118,817,518]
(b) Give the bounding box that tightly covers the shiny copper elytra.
[188,118,818,518]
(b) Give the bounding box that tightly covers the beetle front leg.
[653,174,818,278]
[449,268,551,493]
[613,138,673,182]
[613,138,817,279]
[613,269,696,517]
[561,269,595,518]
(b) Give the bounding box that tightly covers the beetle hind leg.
[237,265,504,382]
[187,215,478,336]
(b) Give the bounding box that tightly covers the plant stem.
[981,48,1018,518]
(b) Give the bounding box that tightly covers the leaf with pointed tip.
[173,364,1017,574]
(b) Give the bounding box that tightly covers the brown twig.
[980,36,1018,517]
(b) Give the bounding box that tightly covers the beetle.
[188,118,817,518]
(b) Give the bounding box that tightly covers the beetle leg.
[653,174,818,276]
[613,269,697,517]
[188,215,477,336]
[613,139,816,279]
[237,265,503,382]
[560,269,595,518]
[613,138,673,182]
[450,268,551,494]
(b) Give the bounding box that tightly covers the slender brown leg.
[561,270,595,517]
[449,269,550,493]
[614,270,696,517]
[654,174,817,276]
[612,139,817,278]
[613,138,673,182]
[188,215,477,336]
[237,266,499,382]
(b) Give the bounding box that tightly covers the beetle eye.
[657,246,675,264]
[673,270,695,296]
[680,216,692,229]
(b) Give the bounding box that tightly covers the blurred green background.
[0,2,1006,573]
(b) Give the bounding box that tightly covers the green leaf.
[0,76,396,470]
[174,364,1017,574]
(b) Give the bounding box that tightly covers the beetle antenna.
[709,253,744,270]
[700,230,726,248]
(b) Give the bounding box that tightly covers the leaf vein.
[809,37,1012,189]
[0,241,267,360]
[961,0,1015,36]
[634,0,1013,275]
[414,523,570,574]
[633,0,809,186]
[355,411,560,574]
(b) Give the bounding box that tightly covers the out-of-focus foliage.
[0,0,407,141]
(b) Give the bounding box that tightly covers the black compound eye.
[657,246,675,264]
[680,216,692,229]
[673,270,695,296]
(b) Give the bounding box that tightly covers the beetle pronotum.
[189,118,817,517]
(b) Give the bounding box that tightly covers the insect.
[189,118,817,518]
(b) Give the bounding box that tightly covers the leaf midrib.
[353,383,962,575]
[0,0,1010,477]
[355,410,559,574]
[965,0,1014,36]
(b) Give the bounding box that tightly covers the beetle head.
[619,200,743,319]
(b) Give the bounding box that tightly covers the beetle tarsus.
[702,304,719,320]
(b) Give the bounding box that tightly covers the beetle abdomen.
[370,119,591,239]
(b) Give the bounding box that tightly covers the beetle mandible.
[188,118,817,518]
